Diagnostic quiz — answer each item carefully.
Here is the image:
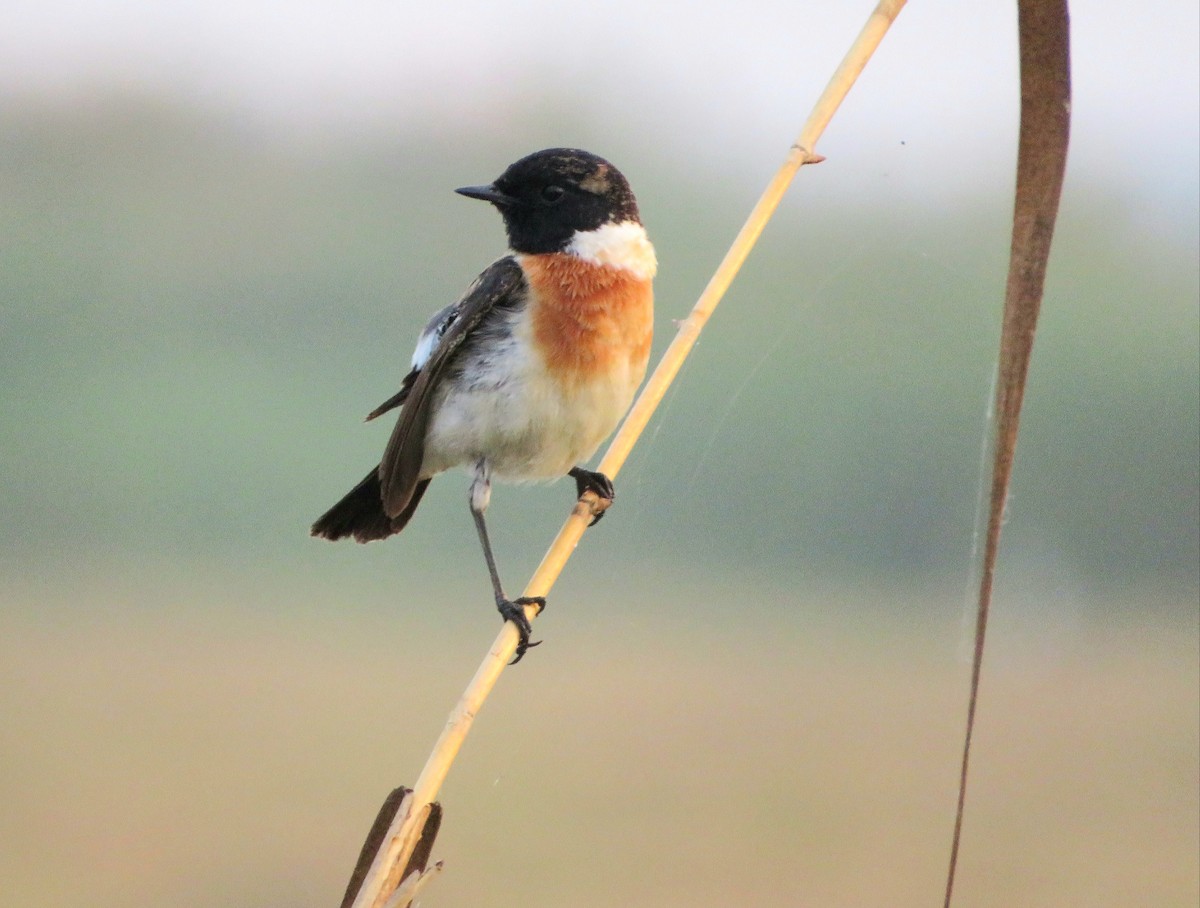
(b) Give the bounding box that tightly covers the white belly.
[419,309,640,482]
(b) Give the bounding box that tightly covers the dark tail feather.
[311,469,431,543]
[388,477,431,535]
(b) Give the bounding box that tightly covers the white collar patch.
[565,221,657,280]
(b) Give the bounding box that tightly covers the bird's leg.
[469,460,543,664]
[568,466,615,526]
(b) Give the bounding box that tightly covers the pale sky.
[2,0,1197,219]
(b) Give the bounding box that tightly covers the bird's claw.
[497,596,545,664]
[569,468,615,527]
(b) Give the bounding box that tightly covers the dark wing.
[364,367,418,422]
[378,255,526,518]
[366,296,469,422]
[365,297,465,421]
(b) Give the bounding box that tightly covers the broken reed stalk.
[942,1,1070,903]
[347,2,908,904]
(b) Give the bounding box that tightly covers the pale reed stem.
[351,3,907,905]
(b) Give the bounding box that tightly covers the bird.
[311,148,656,662]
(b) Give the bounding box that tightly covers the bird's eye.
[540,184,565,203]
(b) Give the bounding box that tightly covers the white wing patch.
[410,303,458,370]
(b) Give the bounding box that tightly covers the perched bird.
[311,148,656,661]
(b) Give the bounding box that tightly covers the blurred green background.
[2,2,1197,906]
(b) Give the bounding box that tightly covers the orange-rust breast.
[521,253,654,385]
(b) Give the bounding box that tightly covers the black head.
[456,148,641,254]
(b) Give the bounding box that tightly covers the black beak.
[455,183,518,207]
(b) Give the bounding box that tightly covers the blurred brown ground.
[3,572,1195,908]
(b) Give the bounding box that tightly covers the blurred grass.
[0,97,1196,599]
[1,573,1196,907]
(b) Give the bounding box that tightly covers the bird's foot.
[496,595,545,664]
[569,468,615,526]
